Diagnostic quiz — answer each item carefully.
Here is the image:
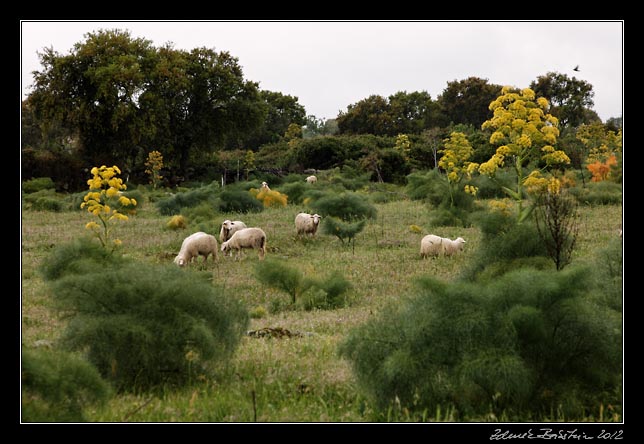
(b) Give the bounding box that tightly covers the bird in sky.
[573,65,580,72]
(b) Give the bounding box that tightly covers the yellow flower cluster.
[479,153,505,176]
[250,188,288,208]
[439,132,475,184]
[80,165,136,248]
[522,171,562,195]
[522,171,549,194]
[144,150,164,189]
[464,184,478,196]
[487,199,514,216]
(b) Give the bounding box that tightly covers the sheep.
[261,181,271,191]
[295,212,322,237]
[219,219,248,243]
[306,175,317,184]
[420,234,466,258]
[174,231,219,267]
[221,227,267,260]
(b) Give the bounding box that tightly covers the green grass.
[21,188,622,422]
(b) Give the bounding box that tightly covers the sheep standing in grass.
[174,232,219,267]
[295,213,322,237]
[221,227,267,260]
[306,175,317,184]
[420,234,466,258]
[219,220,247,243]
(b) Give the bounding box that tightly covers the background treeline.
[21,29,622,191]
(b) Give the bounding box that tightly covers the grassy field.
[21,186,623,422]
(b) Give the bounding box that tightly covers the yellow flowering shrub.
[438,132,479,204]
[144,150,164,189]
[487,199,514,216]
[167,215,188,230]
[480,86,569,220]
[249,188,288,208]
[80,165,136,248]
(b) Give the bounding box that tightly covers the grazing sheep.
[306,175,317,184]
[219,219,248,243]
[295,212,322,236]
[221,227,267,260]
[420,234,466,258]
[261,181,271,191]
[174,232,219,267]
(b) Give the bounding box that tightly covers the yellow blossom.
[490,131,505,144]
[113,239,122,246]
[85,222,100,230]
[547,178,561,195]
[537,97,549,109]
[464,184,478,196]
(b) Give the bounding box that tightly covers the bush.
[22,348,111,422]
[22,177,55,194]
[311,192,377,221]
[218,189,264,213]
[40,237,126,282]
[462,210,550,282]
[339,266,621,418]
[167,215,188,230]
[155,183,219,216]
[405,170,441,202]
[321,217,367,244]
[590,237,623,311]
[568,181,622,205]
[301,271,352,310]
[42,243,248,392]
[468,169,518,199]
[250,188,288,208]
[279,181,309,205]
[255,260,351,310]
[182,201,218,225]
[255,259,312,305]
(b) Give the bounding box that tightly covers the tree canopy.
[530,72,595,128]
[29,29,267,171]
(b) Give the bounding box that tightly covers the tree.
[530,72,595,128]
[479,87,570,221]
[30,29,154,169]
[337,95,393,136]
[388,91,437,134]
[302,115,339,138]
[437,77,502,128]
[238,90,306,149]
[28,29,266,175]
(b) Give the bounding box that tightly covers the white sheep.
[420,234,466,258]
[221,227,267,260]
[261,181,271,191]
[295,212,322,237]
[219,219,248,243]
[174,232,219,267]
[306,175,317,184]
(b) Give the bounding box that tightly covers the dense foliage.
[340,265,621,419]
[22,348,111,422]
[41,238,249,392]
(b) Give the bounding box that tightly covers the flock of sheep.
[172,176,466,267]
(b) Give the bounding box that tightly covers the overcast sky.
[20,21,623,122]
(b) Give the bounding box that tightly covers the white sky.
[20,21,623,122]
